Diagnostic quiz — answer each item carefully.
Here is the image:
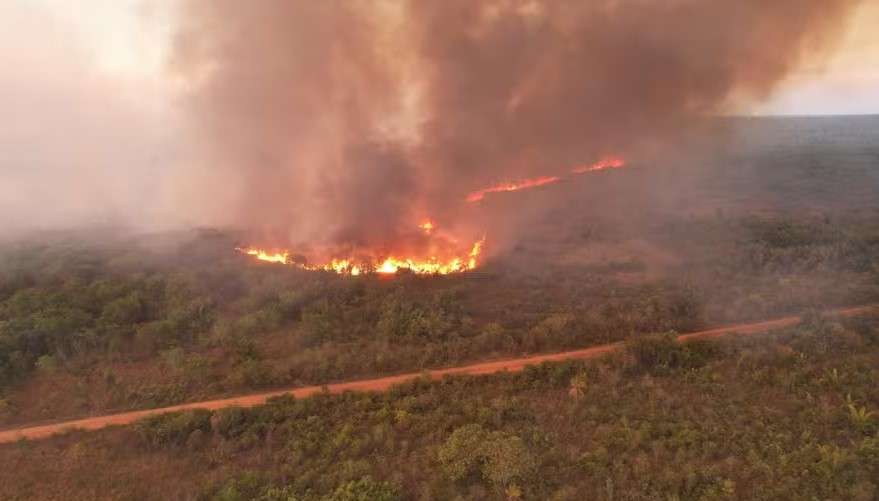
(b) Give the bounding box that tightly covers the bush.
[626,334,721,373]
[325,477,400,501]
[376,290,459,342]
[99,292,145,326]
[438,424,537,491]
[258,487,302,501]
[209,472,270,501]
[0,396,14,421]
[300,299,340,347]
[35,354,57,373]
[227,359,275,388]
[213,407,250,439]
[136,409,213,447]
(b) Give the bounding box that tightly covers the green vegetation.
[0,315,877,500]
[1,212,878,425]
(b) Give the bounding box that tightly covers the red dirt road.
[1,304,876,444]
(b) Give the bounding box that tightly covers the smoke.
[0,1,179,237]
[170,0,863,249]
[169,1,863,247]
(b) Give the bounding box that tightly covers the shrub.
[136,409,213,447]
[99,292,145,326]
[438,424,489,482]
[300,299,339,347]
[258,487,302,501]
[376,289,462,342]
[0,396,14,421]
[35,354,57,373]
[325,477,400,501]
[213,407,250,439]
[438,424,537,491]
[210,472,269,501]
[227,359,275,388]
[523,313,574,352]
[626,333,721,373]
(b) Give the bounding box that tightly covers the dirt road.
[1,304,876,444]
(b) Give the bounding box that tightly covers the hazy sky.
[757,1,879,115]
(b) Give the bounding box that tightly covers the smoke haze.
[0,1,178,235]
[0,1,866,245]
[171,0,863,249]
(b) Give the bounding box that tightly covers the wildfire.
[572,156,626,174]
[238,248,289,264]
[237,222,485,275]
[467,156,626,203]
[239,155,623,274]
[465,175,562,203]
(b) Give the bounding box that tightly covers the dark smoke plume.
[171,0,862,248]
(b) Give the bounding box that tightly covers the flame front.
[239,156,622,273]
[466,175,561,203]
[237,248,289,264]
[572,156,626,174]
[237,220,485,275]
[467,156,626,203]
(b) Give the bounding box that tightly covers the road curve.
[1,304,876,444]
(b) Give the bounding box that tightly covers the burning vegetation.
[466,156,627,203]
[173,0,861,264]
[237,221,484,275]
[238,155,623,273]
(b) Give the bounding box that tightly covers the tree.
[439,424,536,491]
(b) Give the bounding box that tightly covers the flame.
[468,238,483,269]
[239,156,624,272]
[466,175,562,203]
[237,227,485,275]
[237,247,289,264]
[572,156,626,174]
[466,156,626,203]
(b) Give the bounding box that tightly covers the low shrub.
[626,333,722,374]
[136,408,213,447]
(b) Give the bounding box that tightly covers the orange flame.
[466,156,626,203]
[466,175,562,203]
[237,222,485,275]
[236,248,289,264]
[371,242,482,275]
[572,156,626,174]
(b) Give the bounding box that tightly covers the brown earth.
[1,304,876,445]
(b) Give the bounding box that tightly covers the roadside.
[1,304,876,444]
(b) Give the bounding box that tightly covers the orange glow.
[466,175,562,203]
[571,156,626,174]
[466,156,626,203]
[419,221,435,234]
[236,247,289,264]
[237,223,485,275]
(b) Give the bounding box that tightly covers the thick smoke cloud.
[0,3,177,236]
[172,0,862,249]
